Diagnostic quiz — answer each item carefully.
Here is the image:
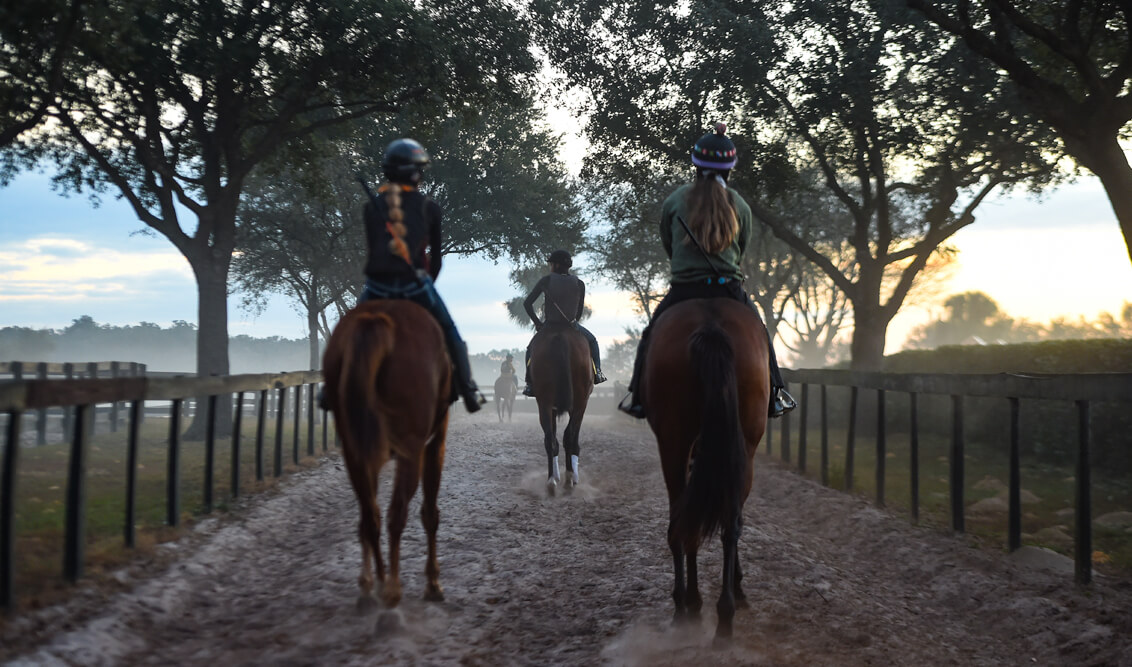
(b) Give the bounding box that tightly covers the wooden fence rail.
[1,370,326,611]
[775,369,1132,586]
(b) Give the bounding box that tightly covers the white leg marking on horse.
[552,455,561,481]
[570,454,579,484]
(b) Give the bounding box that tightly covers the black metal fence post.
[846,386,858,492]
[167,399,182,527]
[274,386,286,477]
[255,389,267,482]
[292,385,301,465]
[306,383,316,457]
[820,385,829,487]
[35,362,47,445]
[110,361,120,432]
[1075,400,1092,586]
[1008,397,1021,552]
[125,399,141,548]
[950,395,965,533]
[62,362,74,436]
[204,394,217,513]
[64,403,92,582]
[231,392,244,499]
[910,392,919,524]
[876,389,886,507]
[798,383,808,474]
[1,409,21,609]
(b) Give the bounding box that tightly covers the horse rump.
[672,322,747,544]
[325,308,396,459]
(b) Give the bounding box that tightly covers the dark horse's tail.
[336,310,396,460]
[553,331,573,412]
[673,323,747,544]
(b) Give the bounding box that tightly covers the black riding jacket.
[363,187,443,282]
[523,272,585,328]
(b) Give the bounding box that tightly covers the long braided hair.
[378,182,413,265]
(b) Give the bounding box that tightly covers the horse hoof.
[375,609,405,636]
[381,581,403,608]
[356,594,379,615]
[424,584,445,602]
[546,478,557,496]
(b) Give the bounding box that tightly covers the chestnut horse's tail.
[337,310,396,459]
[673,323,747,544]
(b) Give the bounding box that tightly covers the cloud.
[0,236,193,302]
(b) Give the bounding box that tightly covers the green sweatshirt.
[659,183,753,284]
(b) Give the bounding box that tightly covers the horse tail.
[554,333,573,412]
[673,323,747,544]
[338,310,396,460]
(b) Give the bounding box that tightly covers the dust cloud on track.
[3,410,1130,666]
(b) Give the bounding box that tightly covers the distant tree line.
[905,292,1132,349]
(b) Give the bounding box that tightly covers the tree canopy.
[537,0,1064,369]
[908,0,1132,265]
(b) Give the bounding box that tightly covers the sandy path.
[2,410,1130,666]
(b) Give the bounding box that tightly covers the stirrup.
[522,384,534,397]
[463,389,485,413]
[769,388,797,419]
[616,393,645,419]
[594,369,608,384]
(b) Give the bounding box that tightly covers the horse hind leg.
[383,452,423,608]
[420,419,448,602]
[715,520,740,640]
[345,455,383,613]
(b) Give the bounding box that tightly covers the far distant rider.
[521,249,607,396]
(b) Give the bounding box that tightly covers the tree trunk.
[184,255,233,439]
[307,297,321,371]
[1074,135,1132,266]
[849,307,889,372]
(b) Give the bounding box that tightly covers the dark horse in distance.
[494,373,517,422]
[641,298,770,639]
[528,322,593,494]
[322,300,451,611]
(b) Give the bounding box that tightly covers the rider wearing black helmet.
[617,123,796,419]
[520,248,607,396]
[357,137,485,413]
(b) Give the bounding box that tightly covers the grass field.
[3,409,337,609]
[762,390,1132,578]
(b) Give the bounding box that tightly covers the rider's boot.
[594,366,608,384]
[450,339,485,413]
[616,339,648,419]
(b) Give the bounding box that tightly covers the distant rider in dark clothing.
[521,249,607,396]
[357,137,485,413]
[501,353,519,391]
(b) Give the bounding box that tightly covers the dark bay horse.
[641,298,770,639]
[322,300,451,611]
[494,373,516,422]
[528,323,593,494]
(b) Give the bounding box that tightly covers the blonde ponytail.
[684,178,738,254]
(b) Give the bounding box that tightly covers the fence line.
[1,370,327,611]
[776,369,1132,586]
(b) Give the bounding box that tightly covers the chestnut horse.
[528,323,593,494]
[494,373,517,422]
[322,300,451,611]
[641,298,770,639]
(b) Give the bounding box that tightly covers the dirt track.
[2,410,1131,666]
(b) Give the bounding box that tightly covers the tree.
[904,291,1015,348]
[536,0,1065,369]
[232,99,585,365]
[3,0,538,434]
[0,0,85,148]
[907,0,1132,265]
[583,178,677,321]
